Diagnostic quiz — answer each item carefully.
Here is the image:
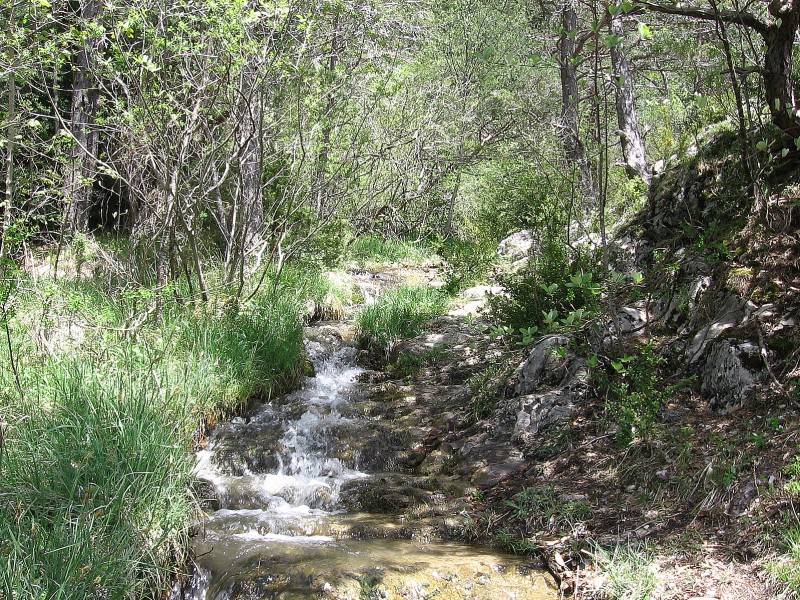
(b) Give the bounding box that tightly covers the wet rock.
[701,339,761,411]
[339,476,433,513]
[497,230,538,262]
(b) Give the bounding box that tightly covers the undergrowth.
[356,285,449,359]
[0,258,338,598]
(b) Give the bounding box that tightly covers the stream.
[174,305,556,599]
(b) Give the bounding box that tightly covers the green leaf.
[602,34,623,48]
[637,22,653,39]
[776,17,783,28]
[782,148,790,158]
[795,136,800,150]
[756,140,768,151]
[587,355,599,368]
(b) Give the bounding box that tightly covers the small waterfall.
[178,337,366,599]
[174,320,555,600]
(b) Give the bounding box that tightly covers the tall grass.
[0,260,330,598]
[349,235,437,267]
[356,285,449,358]
[767,527,800,594]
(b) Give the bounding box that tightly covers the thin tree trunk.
[609,11,650,184]
[558,4,595,208]
[314,10,340,219]
[2,67,14,260]
[64,0,101,235]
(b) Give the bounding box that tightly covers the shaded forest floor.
[359,255,797,599]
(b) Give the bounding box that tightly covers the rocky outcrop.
[497,230,537,262]
[700,338,760,411]
[513,334,590,440]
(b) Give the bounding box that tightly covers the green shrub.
[356,285,449,358]
[457,156,570,249]
[438,237,494,294]
[594,343,667,446]
[487,241,599,332]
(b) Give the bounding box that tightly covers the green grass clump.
[0,365,194,598]
[356,285,448,358]
[0,259,327,598]
[592,542,658,600]
[349,235,436,267]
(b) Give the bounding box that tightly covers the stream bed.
[175,320,556,599]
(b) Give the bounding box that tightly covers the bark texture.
[609,12,650,184]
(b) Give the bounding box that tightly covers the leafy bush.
[357,285,449,358]
[487,241,599,332]
[594,343,667,445]
[438,237,495,294]
[457,157,570,248]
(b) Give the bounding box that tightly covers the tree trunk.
[609,12,650,184]
[558,4,595,206]
[64,0,101,235]
[2,68,14,260]
[764,0,800,137]
[642,0,800,137]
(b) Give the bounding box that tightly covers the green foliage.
[356,285,449,358]
[487,243,599,333]
[349,235,436,267]
[438,237,494,294]
[0,260,324,598]
[505,487,591,529]
[594,344,668,445]
[388,346,449,380]
[457,157,570,249]
[466,364,508,420]
[765,453,800,593]
[0,365,194,599]
[591,542,658,600]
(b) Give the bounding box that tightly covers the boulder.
[515,334,572,396]
[701,339,761,411]
[514,359,589,439]
[687,293,757,362]
[497,230,537,262]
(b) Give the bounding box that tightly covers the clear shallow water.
[174,326,556,600]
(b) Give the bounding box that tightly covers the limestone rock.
[701,339,761,411]
[515,334,572,396]
[687,293,757,362]
[515,359,589,437]
[497,230,537,262]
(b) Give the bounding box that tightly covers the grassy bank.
[0,255,344,598]
[356,284,450,360]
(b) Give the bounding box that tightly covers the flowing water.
[175,315,556,599]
